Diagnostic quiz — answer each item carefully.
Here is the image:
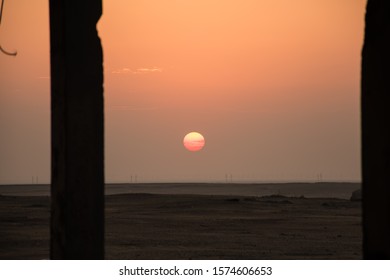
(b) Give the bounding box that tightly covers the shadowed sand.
[0,189,361,259]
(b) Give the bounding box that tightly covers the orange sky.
[0,0,366,183]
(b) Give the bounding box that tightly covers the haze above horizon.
[0,0,365,184]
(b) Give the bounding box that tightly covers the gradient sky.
[0,0,366,184]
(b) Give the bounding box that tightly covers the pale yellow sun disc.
[183,132,205,152]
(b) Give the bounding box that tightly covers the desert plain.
[0,183,362,259]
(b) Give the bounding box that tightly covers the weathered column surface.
[362,0,390,259]
[49,0,104,259]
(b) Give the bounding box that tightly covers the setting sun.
[183,132,205,152]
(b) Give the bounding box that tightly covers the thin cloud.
[111,67,163,75]
[111,68,132,74]
[108,106,157,111]
[135,67,163,73]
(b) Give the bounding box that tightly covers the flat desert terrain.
[0,190,361,259]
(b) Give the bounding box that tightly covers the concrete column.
[362,0,390,259]
[49,0,104,259]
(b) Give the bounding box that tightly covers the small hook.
[0,0,17,56]
[0,44,17,56]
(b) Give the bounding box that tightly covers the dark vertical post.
[49,0,104,259]
[362,0,390,259]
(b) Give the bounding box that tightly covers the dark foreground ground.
[0,193,362,259]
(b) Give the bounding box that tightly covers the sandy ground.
[0,193,362,259]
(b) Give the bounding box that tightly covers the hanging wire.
[0,0,17,56]
[0,0,3,24]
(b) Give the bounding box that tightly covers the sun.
[183,132,205,152]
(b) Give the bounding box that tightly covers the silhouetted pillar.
[362,0,390,259]
[49,0,104,259]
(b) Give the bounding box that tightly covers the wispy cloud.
[135,67,163,73]
[111,67,163,75]
[108,106,157,111]
[111,68,132,74]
